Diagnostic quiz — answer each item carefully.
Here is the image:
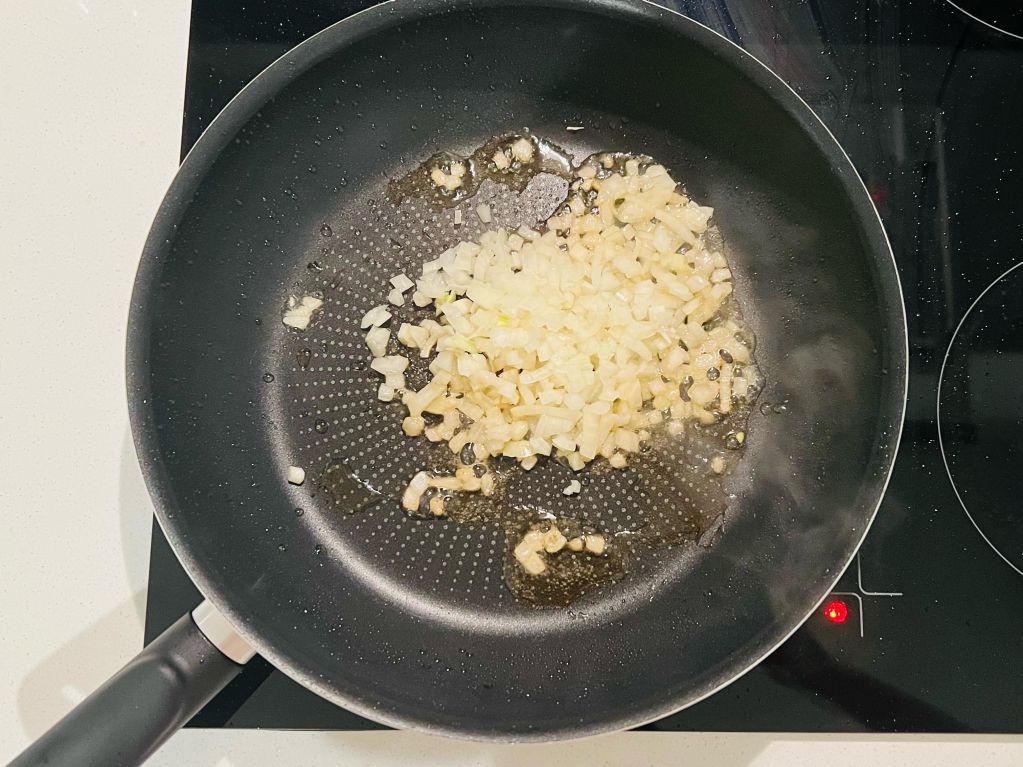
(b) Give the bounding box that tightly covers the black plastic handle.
[9,612,243,767]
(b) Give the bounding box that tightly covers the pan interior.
[131,0,905,737]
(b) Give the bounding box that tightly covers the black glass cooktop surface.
[144,0,1023,732]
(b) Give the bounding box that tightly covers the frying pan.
[11,0,907,764]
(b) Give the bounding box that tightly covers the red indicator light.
[824,600,849,624]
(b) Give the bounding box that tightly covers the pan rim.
[127,0,909,741]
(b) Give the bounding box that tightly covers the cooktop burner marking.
[944,1,1023,41]
[827,556,903,639]
[937,261,1023,578]
[857,556,903,597]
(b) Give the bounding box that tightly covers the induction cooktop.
[144,0,1023,732]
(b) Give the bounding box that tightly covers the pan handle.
[9,601,253,767]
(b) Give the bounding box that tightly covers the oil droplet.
[314,419,329,434]
[278,544,287,552]
[320,224,333,237]
[262,372,275,383]
[295,508,304,516]
[297,348,312,369]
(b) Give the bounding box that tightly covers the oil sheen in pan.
[305,132,761,607]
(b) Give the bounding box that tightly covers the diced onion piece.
[513,528,548,575]
[387,288,405,307]
[429,495,446,517]
[519,552,546,575]
[377,383,395,402]
[511,137,535,163]
[584,534,605,555]
[365,326,390,357]
[402,471,431,511]
[402,416,425,436]
[287,466,306,485]
[282,294,323,330]
[282,308,312,330]
[390,273,415,292]
[562,479,581,496]
[711,267,732,283]
[360,305,392,329]
[480,473,496,496]
[428,476,462,491]
[476,203,492,224]
[543,526,567,553]
[370,355,409,377]
[566,453,586,471]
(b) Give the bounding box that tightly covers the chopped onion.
[282,294,323,330]
[493,150,511,170]
[543,527,567,553]
[375,160,757,507]
[390,273,415,293]
[287,466,306,485]
[513,523,606,574]
[370,355,409,377]
[511,137,535,163]
[584,534,606,555]
[402,416,425,436]
[282,308,312,330]
[429,495,446,517]
[513,528,547,575]
[365,326,390,357]
[401,471,430,511]
[360,305,392,329]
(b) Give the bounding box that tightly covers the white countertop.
[1,1,1021,764]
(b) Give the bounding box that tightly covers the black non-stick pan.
[11,1,906,764]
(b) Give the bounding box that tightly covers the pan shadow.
[119,425,156,621]
[11,426,268,757]
[13,592,147,747]
[11,427,154,750]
